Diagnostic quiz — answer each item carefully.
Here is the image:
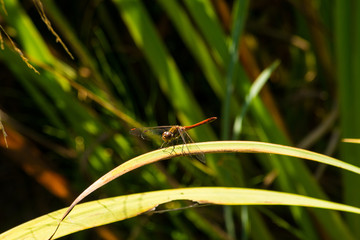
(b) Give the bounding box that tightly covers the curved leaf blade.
[3,187,360,239]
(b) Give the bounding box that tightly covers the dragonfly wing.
[178,130,206,164]
[130,126,172,140]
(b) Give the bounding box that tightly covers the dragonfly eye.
[162,131,173,141]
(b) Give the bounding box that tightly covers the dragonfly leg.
[160,141,176,157]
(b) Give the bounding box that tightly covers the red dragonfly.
[130,117,217,164]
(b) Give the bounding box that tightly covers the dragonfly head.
[162,131,174,142]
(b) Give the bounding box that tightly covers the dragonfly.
[130,117,217,164]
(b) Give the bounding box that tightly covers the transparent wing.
[178,130,206,164]
[129,126,172,140]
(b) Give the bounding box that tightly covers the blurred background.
[1,0,359,239]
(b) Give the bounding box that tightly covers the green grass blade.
[113,0,206,125]
[335,0,360,236]
[233,60,280,138]
[221,0,249,140]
